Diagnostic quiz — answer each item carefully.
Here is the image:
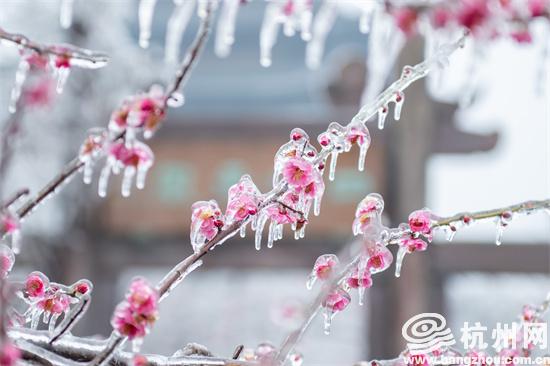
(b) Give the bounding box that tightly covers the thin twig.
[1,188,29,210]
[0,28,108,67]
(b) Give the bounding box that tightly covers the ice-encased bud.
[190,200,224,253]
[254,342,276,362]
[306,254,339,290]
[0,244,15,278]
[322,286,351,335]
[353,193,384,236]
[495,210,513,245]
[225,175,261,227]
[364,241,393,274]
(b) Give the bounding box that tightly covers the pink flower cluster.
[111,278,158,340]
[389,0,549,42]
[24,272,70,316]
[108,142,154,170]
[408,209,433,236]
[108,85,166,139]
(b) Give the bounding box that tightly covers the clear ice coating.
[260,0,313,67]
[345,121,371,171]
[0,243,15,278]
[78,128,107,185]
[225,175,261,227]
[138,0,158,48]
[317,122,348,181]
[53,63,70,94]
[352,193,384,236]
[9,58,30,113]
[306,254,339,290]
[322,286,351,335]
[254,342,276,362]
[345,261,373,306]
[97,140,154,198]
[19,271,92,337]
[495,211,513,245]
[215,0,240,58]
[273,128,317,187]
[377,105,388,129]
[190,200,224,253]
[165,0,195,63]
[364,241,393,275]
[393,91,404,121]
[59,0,75,29]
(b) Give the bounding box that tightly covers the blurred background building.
[0,1,548,365]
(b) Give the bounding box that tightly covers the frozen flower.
[408,209,432,235]
[522,304,537,322]
[528,0,548,17]
[346,123,370,148]
[25,272,48,298]
[0,245,14,278]
[127,85,166,137]
[313,254,338,280]
[109,142,154,169]
[24,52,49,70]
[133,355,149,366]
[23,77,54,107]
[399,237,428,253]
[365,243,393,273]
[225,175,261,224]
[393,7,418,36]
[511,30,532,43]
[191,200,224,251]
[109,99,132,132]
[1,213,19,236]
[283,157,314,188]
[457,0,489,31]
[431,7,452,28]
[127,278,158,317]
[37,292,70,314]
[346,267,373,289]
[353,193,384,235]
[111,278,158,340]
[72,280,92,297]
[0,343,20,366]
[322,287,350,313]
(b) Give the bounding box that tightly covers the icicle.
[267,222,275,249]
[393,92,404,121]
[259,3,281,67]
[83,161,94,184]
[299,3,312,41]
[215,0,240,58]
[359,12,370,34]
[255,214,268,250]
[159,260,203,302]
[54,67,70,94]
[323,307,334,335]
[138,0,158,48]
[165,0,195,63]
[328,151,338,181]
[445,225,457,242]
[377,106,388,129]
[48,313,60,334]
[98,163,112,198]
[305,2,336,69]
[43,311,51,324]
[495,211,513,246]
[358,144,368,172]
[30,310,40,330]
[9,59,29,113]
[121,167,136,197]
[59,0,74,29]
[394,246,407,278]
[321,287,350,335]
[132,338,144,353]
[240,223,247,238]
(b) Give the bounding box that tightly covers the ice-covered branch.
[274,197,550,365]
[10,328,257,366]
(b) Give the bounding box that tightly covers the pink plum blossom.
[457,0,489,31]
[0,246,14,278]
[37,292,70,314]
[353,193,384,235]
[283,157,314,188]
[431,7,452,28]
[111,278,158,340]
[393,7,418,36]
[133,355,149,366]
[25,272,48,298]
[225,175,260,224]
[313,254,338,281]
[0,343,20,366]
[522,304,537,322]
[346,267,373,289]
[23,77,54,107]
[109,142,153,169]
[399,237,428,253]
[191,200,224,249]
[408,209,432,235]
[365,243,393,273]
[1,213,19,235]
[73,280,92,297]
[528,0,548,17]
[323,287,351,313]
[346,123,370,148]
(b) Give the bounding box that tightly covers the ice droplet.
[59,0,74,29]
[239,223,247,238]
[323,306,334,335]
[445,225,457,242]
[495,211,513,246]
[9,59,29,113]
[328,151,338,181]
[166,92,185,108]
[165,0,195,63]
[377,106,388,130]
[54,67,70,94]
[121,167,136,198]
[138,0,158,48]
